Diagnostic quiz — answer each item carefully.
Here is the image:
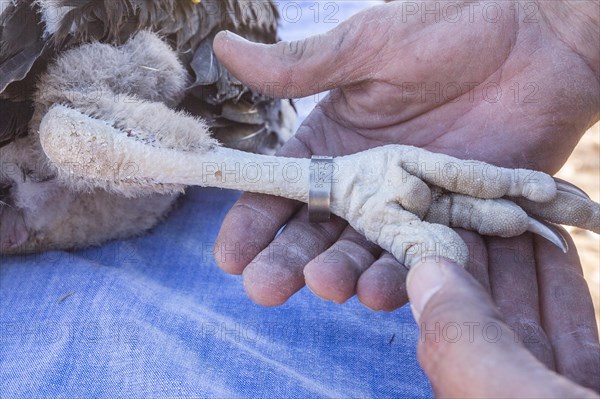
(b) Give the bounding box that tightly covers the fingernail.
[406,260,445,322]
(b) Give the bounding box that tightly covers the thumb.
[213,21,366,99]
[406,259,598,398]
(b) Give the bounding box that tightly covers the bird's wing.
[0,0,46,97]
[185,0,293,154]
[0,1,46,149]
[0,99,34,147]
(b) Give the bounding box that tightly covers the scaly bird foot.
[330,145,599,268]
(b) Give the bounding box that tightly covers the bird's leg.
[41,105,469,267]
[39,105,600,268]
[40,105,312,200]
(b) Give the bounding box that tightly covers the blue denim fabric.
[1,187,432,398]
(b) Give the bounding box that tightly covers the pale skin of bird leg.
[39,105,595,269]
[330,147,558,268]
[514,191,600,234]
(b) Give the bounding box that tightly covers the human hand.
[407,229,600,396]
[212,1,599,309]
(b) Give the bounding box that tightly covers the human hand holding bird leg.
[32,103,600,397]
[212,0,600,309]
[28,2,600,395]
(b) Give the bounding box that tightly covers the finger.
[356,252,408,311]
[486,235,556,369]
[355,230,488,312]
[406,258,598,398]
[214,136,310,274]
[455,229,491,293]
[303,225,381,304]
[535,230,600,392]
[213,193,301,274]
[242,207,347,306]
[213,19,366,99]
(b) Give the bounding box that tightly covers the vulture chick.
[0,0,294,253]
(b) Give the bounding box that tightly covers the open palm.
[213,2,599,387]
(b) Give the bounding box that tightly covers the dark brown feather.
[0,0,42,61]
[0,99,34,147]
[0,0,45,93]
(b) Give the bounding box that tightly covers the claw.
[527,217,568,253]
[554,177,591,200]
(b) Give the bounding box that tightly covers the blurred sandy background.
[556,123,600,331]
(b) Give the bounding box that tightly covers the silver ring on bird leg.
[309,156,334,223]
